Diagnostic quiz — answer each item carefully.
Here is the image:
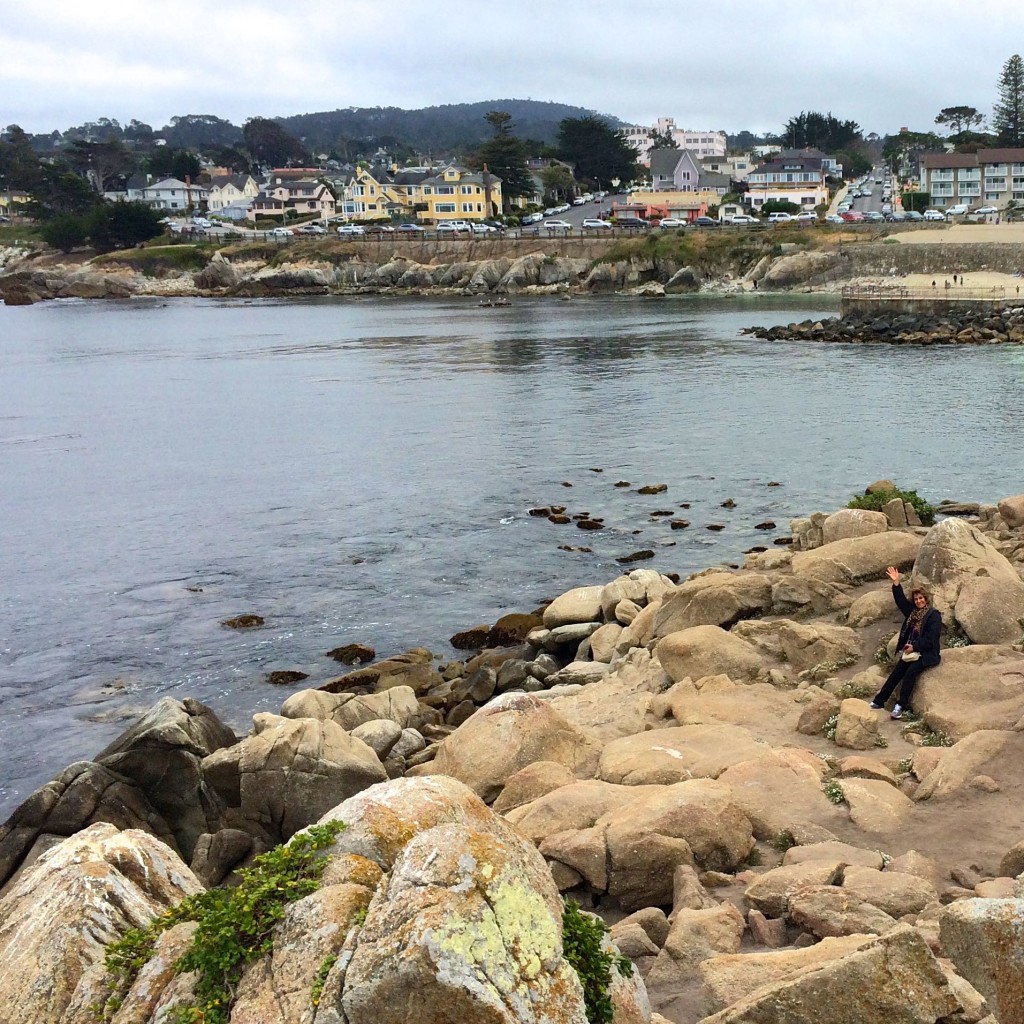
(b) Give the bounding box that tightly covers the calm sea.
[2,294,1022,816]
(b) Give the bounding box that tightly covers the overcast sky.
[3,0,1020,139]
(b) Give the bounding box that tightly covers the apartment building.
[621,117,727,166]
[921,149,1024,209]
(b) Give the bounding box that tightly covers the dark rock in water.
[487,612,544,648]
[528,506,551,517]
[650,510,675,517]
[665,572,681,583]
[774,537,795,545]
[221,614,264,629]
[614,481,631,487]
[589,467,604,473]
[576,519,605,531]
[265,670,309,686]
[450,626,491,650]
[325,643,376,664]
[572,512,592,520]
[767,481,782,487]
[616,549,656,564]
[678,502,691,509]
[561,481,573,487]
[754,521,777,531]
[638,484,668,495]
[745,546,768,554]
[670,520,691,530]
[705,524,726,532]
[548,514,571,524]
[721,498,737,508]
[551,505,567,514]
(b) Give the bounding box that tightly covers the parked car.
[543,219,573,231]
[767,212,795,223]
[840,211,864,222]
[904,211,924,222]
[192,217,212,228]
[693,216,718,227]
[521,212,544,225]
[471,222,499,234]
[794,212,818,223]
[617,218,649,229]
[397,223,424,233]
[364,224,395,235]
[581,218,613,229]
[864,211,885,222]
[659,218,687,228]
[437,220,473,234]
[269,226,292,238]
[543,207,559,216]
[296,223,327,234]
[944,204,969,218]
[825,213,845,224]
[729,214,758,224]
[337,224,365,235]
[923,209,945,221]
[572,197,586,205]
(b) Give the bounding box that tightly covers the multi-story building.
[920,149,1024,210]
[206,174,260,212]
[744,155,829,210]
[621,117,727,166]
[249,178,336,222]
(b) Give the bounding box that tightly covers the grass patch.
[769,830,797,853]
[847,487,936,526]
[102,820,345,1024]
[823,779,846,805]
[92,244,211,275]
[562,900,633,1024]
[0,224,43,246]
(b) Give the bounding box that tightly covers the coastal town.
[6,23,1024,1024]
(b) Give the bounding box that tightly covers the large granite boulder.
[731,619,861,673]
[425,693,601,803]
[915,646,1024,741]
[0,822,202,1024]
[657,626,766,683]
[941,897,1024,1024]
[913,517,1024,643]
[695,925,957,1024]
[280,685,421,731]
[790,532,921,585]
[201,713,387,842]
[820,508,889,544]
[652,573,772,635]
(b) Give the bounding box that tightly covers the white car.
[337,224,365,235]
[572,197,586,205]
[767,212,795,223]
[543,219,573,231]
[794,212,818,223]
[923,210,945,222]
[436,220,473,234]
[825,213,845,224]
[543,207,558,216]
[296,223,327,235]
[269,226,292,238]
[729,214,759,224]
[659,218,687,228]
[581,218,612,229]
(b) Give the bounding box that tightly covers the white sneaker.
[891,705,904,720]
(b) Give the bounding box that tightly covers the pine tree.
[993,54,1024,145]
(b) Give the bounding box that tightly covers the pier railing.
[841,284,1007,302]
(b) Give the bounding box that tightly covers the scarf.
[908,605,929,637]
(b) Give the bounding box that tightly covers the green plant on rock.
[311,953,339,1008]
[823,779,846,805]
[769,830,797,853]
[823,713,839,741]
[103,820,346,1024]
[802,655,857,682]
[838,679,876,700]
[846,487,936,526]
[562,899,633,1024]
[920,728,955,747]
[944,628,972,649]
[874,734,889,748]
[897,756,914,775]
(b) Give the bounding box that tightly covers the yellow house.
[411,165,503,223]
[346,165,418,221]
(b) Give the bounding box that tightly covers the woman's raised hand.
[886,566,901,584]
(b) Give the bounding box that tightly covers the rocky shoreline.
[4,482,1024,1022]
[0,240,853,304]
[744,306,1024,345]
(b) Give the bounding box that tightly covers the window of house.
[959,168,980,180]
[931,183,953,196]
[1014,191,1024,201]
[959,183,980,195]
[437,186,455,194]
[476,203,482,212]
[987,164,1008,175]
[931,170,954,181]
[423,187,432,195]
[1014,177,1024,188]
[461,203,474,213]
[986,192,1002,201]
[461,186,473,194]
[435,203,456,212]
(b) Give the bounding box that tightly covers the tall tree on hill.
[556,116,637,187]
[993,54,1024,145]
[934,105,986,136]
[242,117,309,169]
[64,139,136,191]
[647,127,678,150]
[472,111,534,209]
[146,147,202,182]
[781,111,861,152]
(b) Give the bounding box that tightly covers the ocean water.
[2,292,1022,816]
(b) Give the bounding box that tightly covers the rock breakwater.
[4,486,1024,1022]
[744,305,1024,345]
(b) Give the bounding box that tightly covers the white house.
[207,174,259,212]
[136,177,209,210]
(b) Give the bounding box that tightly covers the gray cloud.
[2,0,1018,137]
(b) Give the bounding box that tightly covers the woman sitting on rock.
[870,566,942,719]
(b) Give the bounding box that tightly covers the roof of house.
[750,156,824,175]
[920,153,980,169]
[649,149,686,177]
[419,168,501,187]
[975,148,1024,163]
[208,174,253,190]
[698,170,732,190]
[146,177,208,192]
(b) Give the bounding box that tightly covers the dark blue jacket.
[893,584,942,667]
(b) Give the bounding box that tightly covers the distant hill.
[277,100,620,155]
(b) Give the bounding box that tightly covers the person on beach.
[871,566,942,719]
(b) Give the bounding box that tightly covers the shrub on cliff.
[847,486,936,525]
